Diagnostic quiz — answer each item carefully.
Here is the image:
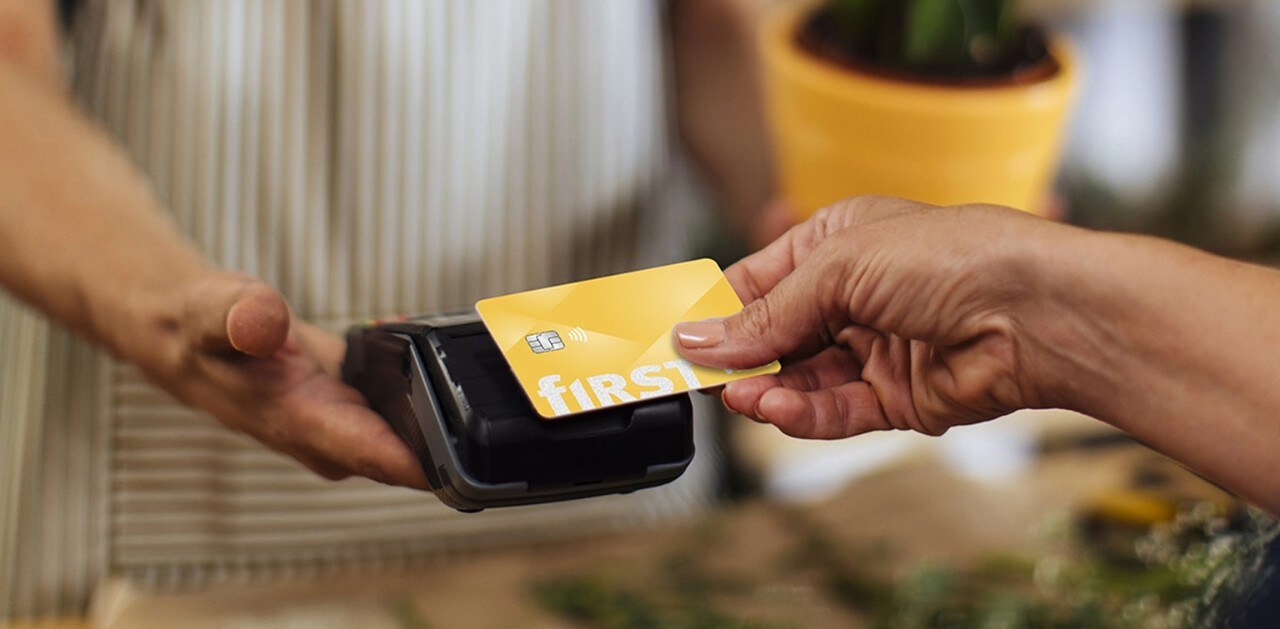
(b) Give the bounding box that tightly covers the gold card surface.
[476,259,781,419]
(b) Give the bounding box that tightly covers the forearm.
[0,3,437,490]
[0,59,209,366]
[671,0,775,237]
[1035,229,1280,514]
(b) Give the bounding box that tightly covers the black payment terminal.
[341,312,695,512]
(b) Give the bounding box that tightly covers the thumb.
[186,273,291,357]
[673,260,839,370]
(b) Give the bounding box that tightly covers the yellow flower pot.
[762,3,1078,219]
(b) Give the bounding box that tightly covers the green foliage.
[530,517,776,629]
[778,503,1272,629]
[532,577,664,628]
[531,576,772,629]
[529,501,1276,629]
[829,0,1020,77]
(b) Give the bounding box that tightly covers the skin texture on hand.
[146,272,429,488]
[0,0,777,493]
[675,195,1280,516]
[0,44,426,490]
[675,196,1060,439]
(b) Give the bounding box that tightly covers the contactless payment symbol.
[525,330,565,354]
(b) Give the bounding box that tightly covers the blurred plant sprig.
[827,0,1021,77]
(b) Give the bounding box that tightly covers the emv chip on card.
[476,259,781,419]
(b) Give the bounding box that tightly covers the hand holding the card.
[673,196,1065,439]
[675,195,1280,514]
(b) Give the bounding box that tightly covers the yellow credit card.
[476,258,781,419]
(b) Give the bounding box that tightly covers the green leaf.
[995,0,1019,54]
[903,0,968,71]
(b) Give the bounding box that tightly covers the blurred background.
[1046,0,1280,263]
[6,0,1280,627]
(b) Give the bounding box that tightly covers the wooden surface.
[82,433,1231,628]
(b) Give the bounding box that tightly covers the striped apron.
[0,0,717,617]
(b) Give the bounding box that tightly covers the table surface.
[70,424,1235,629]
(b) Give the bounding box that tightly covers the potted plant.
[761,0,1078,219]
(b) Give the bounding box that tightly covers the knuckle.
[808,244,854,313]
[825,195,878,220]
[914,411,949,436]
[810,198,865,239]
[827,389,850,432]
[910,394,953,437]
[828,194,930,230]
[809,204,837,236]
[736,298,775,343]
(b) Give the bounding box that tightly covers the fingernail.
[226,300,247,353]
[720,387,741,414]
[675,319,725,349]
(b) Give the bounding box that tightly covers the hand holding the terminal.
[141,272,429,490]
[674,195,1280,515]
[0,56,426,491]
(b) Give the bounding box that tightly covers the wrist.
[1017,226,1221,424]
[1016,227,1280,513]
[1010,224,1134,417]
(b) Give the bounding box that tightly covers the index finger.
[725,218,817,304]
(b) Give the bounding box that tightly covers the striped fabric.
[0,0,717,618]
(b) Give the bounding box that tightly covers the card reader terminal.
[341,312,695,512]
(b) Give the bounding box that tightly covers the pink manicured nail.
[675,319,726,348]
